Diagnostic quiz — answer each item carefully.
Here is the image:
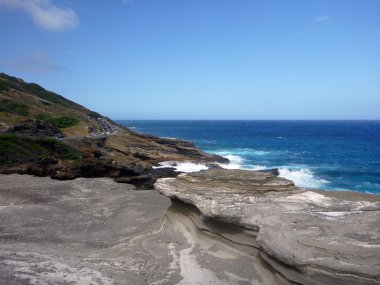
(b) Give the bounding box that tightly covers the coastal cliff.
[1,73,379,284]
[0,73,226,188]
[155,169,380,285]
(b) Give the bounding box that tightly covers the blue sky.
[0,0,379,120]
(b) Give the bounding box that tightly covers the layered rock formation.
[0,174,293,285]
[155,169,380,285]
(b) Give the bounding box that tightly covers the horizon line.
[113,118,380,121]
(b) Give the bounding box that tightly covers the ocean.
[117,120,380,194]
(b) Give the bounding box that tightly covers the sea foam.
[214,148,274,157]
[153,161,208,173]
[154,159,329,190]
[218,155,245,169]
[154,151,330,190]
[278,168,329,189]
[213,149,330,189]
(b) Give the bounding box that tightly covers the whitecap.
[212,148,273,158]
[153,161,208,173]
[218,155,245,169]
[244,164,267,171]
[215,154,267,171]
[278,168,329,189]
[249,150,271,156]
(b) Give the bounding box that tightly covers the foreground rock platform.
[1,174,295,285]
[155,169,380,285]
[0,174,173,284]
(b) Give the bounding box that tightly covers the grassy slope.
[0,73,101,136]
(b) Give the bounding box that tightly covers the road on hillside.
[59,118,119,141]
[97,118,119,135]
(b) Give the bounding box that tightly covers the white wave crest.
[214,148,272,157]
[218,155,244,169]
[278,168,329,189]
[250,150,271,156]
[153,161,208,173]
[154,158,328,191]
[244,164,267,171]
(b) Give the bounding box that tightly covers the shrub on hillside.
[0,80,10,92]
[36,114,80,128]
[0,134,82,166]
[0,99,29,116]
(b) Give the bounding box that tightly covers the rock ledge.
[155,169,380,285]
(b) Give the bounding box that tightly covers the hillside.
[0,73,102,137]
[0,73,227,188]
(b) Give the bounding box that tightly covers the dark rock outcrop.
[155,169,380,285]
[258,168,280,176]
[0,121,228,188]
[4,119,64,138]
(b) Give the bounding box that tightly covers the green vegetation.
[0,134,82,165]
[36,114,80,128]
[0,80,10,92]
[0,99,29,116]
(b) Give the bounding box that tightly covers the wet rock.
[258,168,279,176]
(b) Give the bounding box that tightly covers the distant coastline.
[118,120,380,194]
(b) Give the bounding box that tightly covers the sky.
[0,0,379,120]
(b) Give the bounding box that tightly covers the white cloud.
[315,15,330,22]
[3,49,66,73]
[0,0,79,31]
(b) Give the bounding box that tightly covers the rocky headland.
[0,73,227,188]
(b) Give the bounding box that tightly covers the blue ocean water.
[117,120,380,194]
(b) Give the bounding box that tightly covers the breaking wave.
[155,150,331,190]
[153,161,208,173]
[278,168,330,189]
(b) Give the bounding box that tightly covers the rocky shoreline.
[0,119,228,189]
[1,170,379,284]
[3,73,379,284]
[0,72,228,189]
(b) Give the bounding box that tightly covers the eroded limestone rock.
[155,169,380,285]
